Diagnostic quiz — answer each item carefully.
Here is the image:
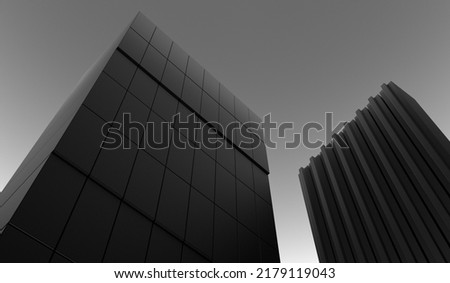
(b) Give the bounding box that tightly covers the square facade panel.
[150,28,172,57]
[213,207,238,262]
[219,85,235,116]
[155,170,190,239]
[0,12,278,263]
[199,141,217,161]
[90,139,138,198]
[186,57,204,88]
[9,154,85,249]
[144,111,171,164]
[56,180,120,262]
[172,103,195,135]
[141,44,167,81]
[0,225,53,263]
[146,225,182,263]
[104,50,137,89]
[114,93,150,144]
[201,91,219,122]
[83,72,126,122]
[118,28,148,63]
[128,69,159,108]
[181,77,202,113]
[196,122,219,160]
[151,86,179,121]
[191,149,215,201]
[235,151,254,189]
[255,195,278,247]
[131,12,156,42]
[54,105,108,174]
[185,189,214,259]
[216,140,235,174]
[252,139,269,172]
[219,106,236,139]
[168,42,189,72]
[103,204,153,263]
[124,150,165,220]
[203,70,219,102]
[162,61,185,97]
[215,163,237,218]
[233,127,254,159]
[238,223,261,263]
[253,165,272,203]
[166,132,195,183]
[237,180,257,234]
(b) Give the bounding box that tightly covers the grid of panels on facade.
[0,13,279,263]
[118,13,269,172]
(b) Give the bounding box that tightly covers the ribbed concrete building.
[299,82,450,262]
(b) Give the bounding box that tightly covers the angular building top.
[299,82,450,262]
[123,12,269,172]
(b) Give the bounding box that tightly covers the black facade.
[0,12,279,263]
[299,82,450,262]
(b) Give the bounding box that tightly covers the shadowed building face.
[0,12,279,263]
[299,82,450,263]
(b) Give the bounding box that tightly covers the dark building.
[0,12,279,263]
[299,82,450,263]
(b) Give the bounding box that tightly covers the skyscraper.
[299,82,450,262]
[0,12,279,263]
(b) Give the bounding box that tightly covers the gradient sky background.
[1,0,450,262]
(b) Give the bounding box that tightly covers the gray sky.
[1,0,450,262]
